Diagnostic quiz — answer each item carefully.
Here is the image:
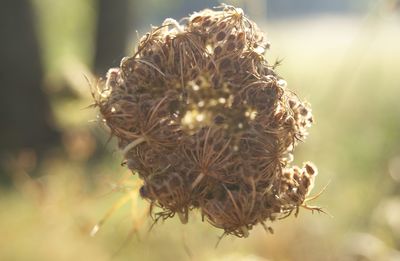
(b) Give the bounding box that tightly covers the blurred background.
[1,0,400,260]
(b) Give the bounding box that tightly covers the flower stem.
[122,136,146,156]
[241,226,249,238]
[178,210,188,224]
[191,172,205,189]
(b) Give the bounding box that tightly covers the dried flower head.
[92,4,323,238]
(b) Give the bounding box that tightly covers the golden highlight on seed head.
[92,4,321,238]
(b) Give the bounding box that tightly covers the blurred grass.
[1,3,400,261]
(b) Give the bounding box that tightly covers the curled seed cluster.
[93,5,319,238]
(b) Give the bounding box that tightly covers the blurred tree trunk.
[0,0,59,182]
[0,0,59,149]
[94,0,131,75]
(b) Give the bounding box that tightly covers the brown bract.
[92,4,321,238]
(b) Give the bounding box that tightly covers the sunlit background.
[1,0,400,260]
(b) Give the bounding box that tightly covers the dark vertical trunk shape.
[0,0,59,182]
[94,0,131,75]
[0,0,59,150]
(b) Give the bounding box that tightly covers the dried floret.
[93,4,322,238]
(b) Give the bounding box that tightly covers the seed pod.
[93,4,320,238]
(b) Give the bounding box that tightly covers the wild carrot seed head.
[93,4,320,237]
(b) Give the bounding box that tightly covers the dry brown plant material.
[92,4,323,238]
